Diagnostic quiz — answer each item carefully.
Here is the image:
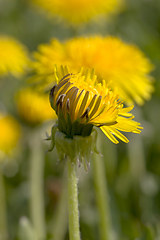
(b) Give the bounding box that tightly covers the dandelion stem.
[0,168,8,240]
[127,134,146,182]
[127,106,146,182]
[67,158,80,240]
[92,139,112,240]
[51,168,68,240]
[29,132,46,240]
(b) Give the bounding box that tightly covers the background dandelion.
[15,88,56,125]
[33,36,154,105]
[0,36,29,78]
[31,0,124,24]
[0,113,21,156]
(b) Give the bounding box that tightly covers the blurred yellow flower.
[0,36,29,77]
[15,88,56,125]
[49,66,142,144]
[0,113,20,155]
[33,36,154,106]
[32,0,123,24]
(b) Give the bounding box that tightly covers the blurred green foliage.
[0,0,160,239]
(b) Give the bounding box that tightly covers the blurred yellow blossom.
[31,0,123,24]
[15,88,56,125]
[33,36,154,106]
[0,36,29,77]
[0,113,20,155]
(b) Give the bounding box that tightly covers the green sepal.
[58,108,67,134]
[70,118,81,137]
[47,124,58,152]
[71,120,93,138]
[73,134,93,172]
[47,124,99,171]
[81,124,93,137]
[55,131,76,162]
[66,112,72,137]
[44,132,51,141]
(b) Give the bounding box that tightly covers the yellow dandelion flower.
[32,0,123,24]
[33,36,154,106]
[0,36,29,77]
[0,113,20,155]
[49,66,142,144]
[15,88,56,125]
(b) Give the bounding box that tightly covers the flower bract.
[46,120,100,171]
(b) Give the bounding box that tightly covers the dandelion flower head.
[49,66,142,144]
[15,88,56,125]
[33,36,154,106]
[32,0,123,24]
[0,36,29,77]
[0,113,20,155]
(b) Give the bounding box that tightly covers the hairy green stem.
[92,141,112,240]
[127,106,146,183]
[51,169,68,240]
[29,132,46,240]
[0,168,8,240]
[127,134,146,182]
[67,158,80,240]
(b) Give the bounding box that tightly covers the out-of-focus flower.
[0,36,29,77]
[31,0,123,24]
[33,36,154,106]
[0,113,20,155]
[15,88,56,125]
[49,66,142,144]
